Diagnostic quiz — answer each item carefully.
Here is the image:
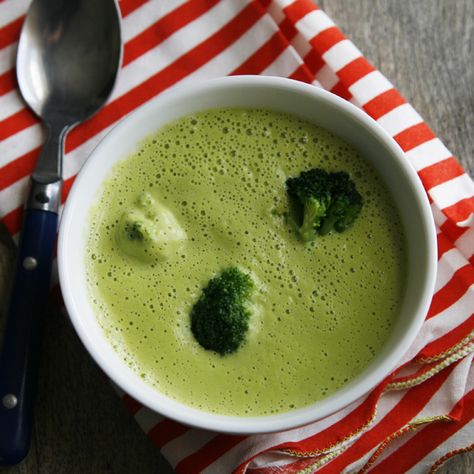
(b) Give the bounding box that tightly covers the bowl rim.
[58,75,437,434]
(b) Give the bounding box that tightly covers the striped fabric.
[1,0,473,472]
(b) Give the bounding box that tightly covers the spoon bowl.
[17,0,121,125]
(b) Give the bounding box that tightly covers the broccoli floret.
[116,192,186,263]
[286,168,362,241]
[190,267,254,356]
[319,171,363,235]
[124,221,145,241]
[286,168,331,241]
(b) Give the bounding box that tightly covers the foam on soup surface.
[86,108,406,416]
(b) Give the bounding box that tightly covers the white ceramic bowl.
[58,76,437,434]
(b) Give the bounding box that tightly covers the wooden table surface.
[0,0,473,472]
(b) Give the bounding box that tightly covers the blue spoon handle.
[0,207,58,465]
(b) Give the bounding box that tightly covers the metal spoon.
[0,0,121,464]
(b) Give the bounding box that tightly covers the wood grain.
[0,0,472,472]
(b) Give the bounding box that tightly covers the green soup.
[86,108,406,416]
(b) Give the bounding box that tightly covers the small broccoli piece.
[116,192,186,263]
[319,171,363,235]
[286,168,331,241]
[190,267,254,356]
[124,221,145,241]
[286,168,362,241]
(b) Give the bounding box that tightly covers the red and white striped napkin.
[1,1,473,472]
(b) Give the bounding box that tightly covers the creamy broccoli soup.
[86,108,406,416]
